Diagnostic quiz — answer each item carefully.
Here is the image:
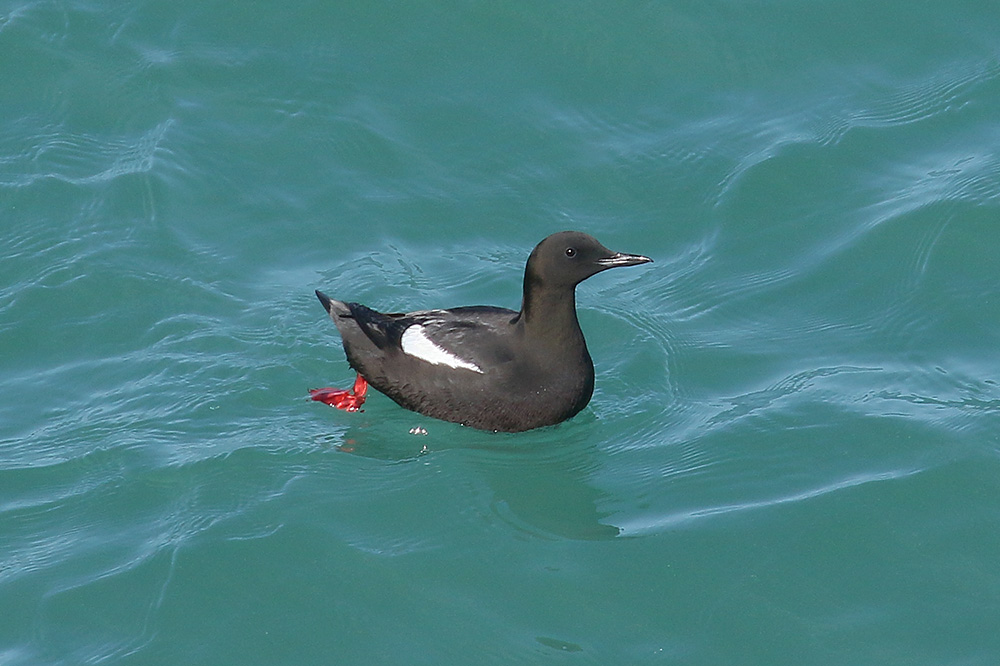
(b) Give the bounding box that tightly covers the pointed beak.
[595,251,653,269]
[315,290,334,314]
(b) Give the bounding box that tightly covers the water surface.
[3,1,1000,663]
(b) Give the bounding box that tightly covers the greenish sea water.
[3,1,1000,663]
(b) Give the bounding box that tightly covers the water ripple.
[617,466,921,536]
[716,57,1000,205]
[0,118,174,189]
[818,58,1000,144]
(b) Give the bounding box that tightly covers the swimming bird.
[311,231,651,432]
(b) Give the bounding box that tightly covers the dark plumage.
[311,231,651,432]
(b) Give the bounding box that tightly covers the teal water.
[3,1,1000,663]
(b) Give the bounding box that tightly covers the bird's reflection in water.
[321,415,620,541]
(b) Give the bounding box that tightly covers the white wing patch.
[401,325,484,373]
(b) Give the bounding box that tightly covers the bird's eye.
[565,247,576,258]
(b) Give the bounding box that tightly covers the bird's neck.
[518,283,587,351]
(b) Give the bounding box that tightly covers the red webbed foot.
[309,374,368,412]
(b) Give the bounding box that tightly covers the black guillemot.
[311,231,651,432]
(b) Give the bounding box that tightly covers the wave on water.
[577,53,1000,539]
[0,118,174,189]
[816,58,1000,143]
[714,58,1000,202]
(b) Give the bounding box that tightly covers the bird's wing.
[343,302,520,370]
[397,306,520,371]
[343,302,410,350]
